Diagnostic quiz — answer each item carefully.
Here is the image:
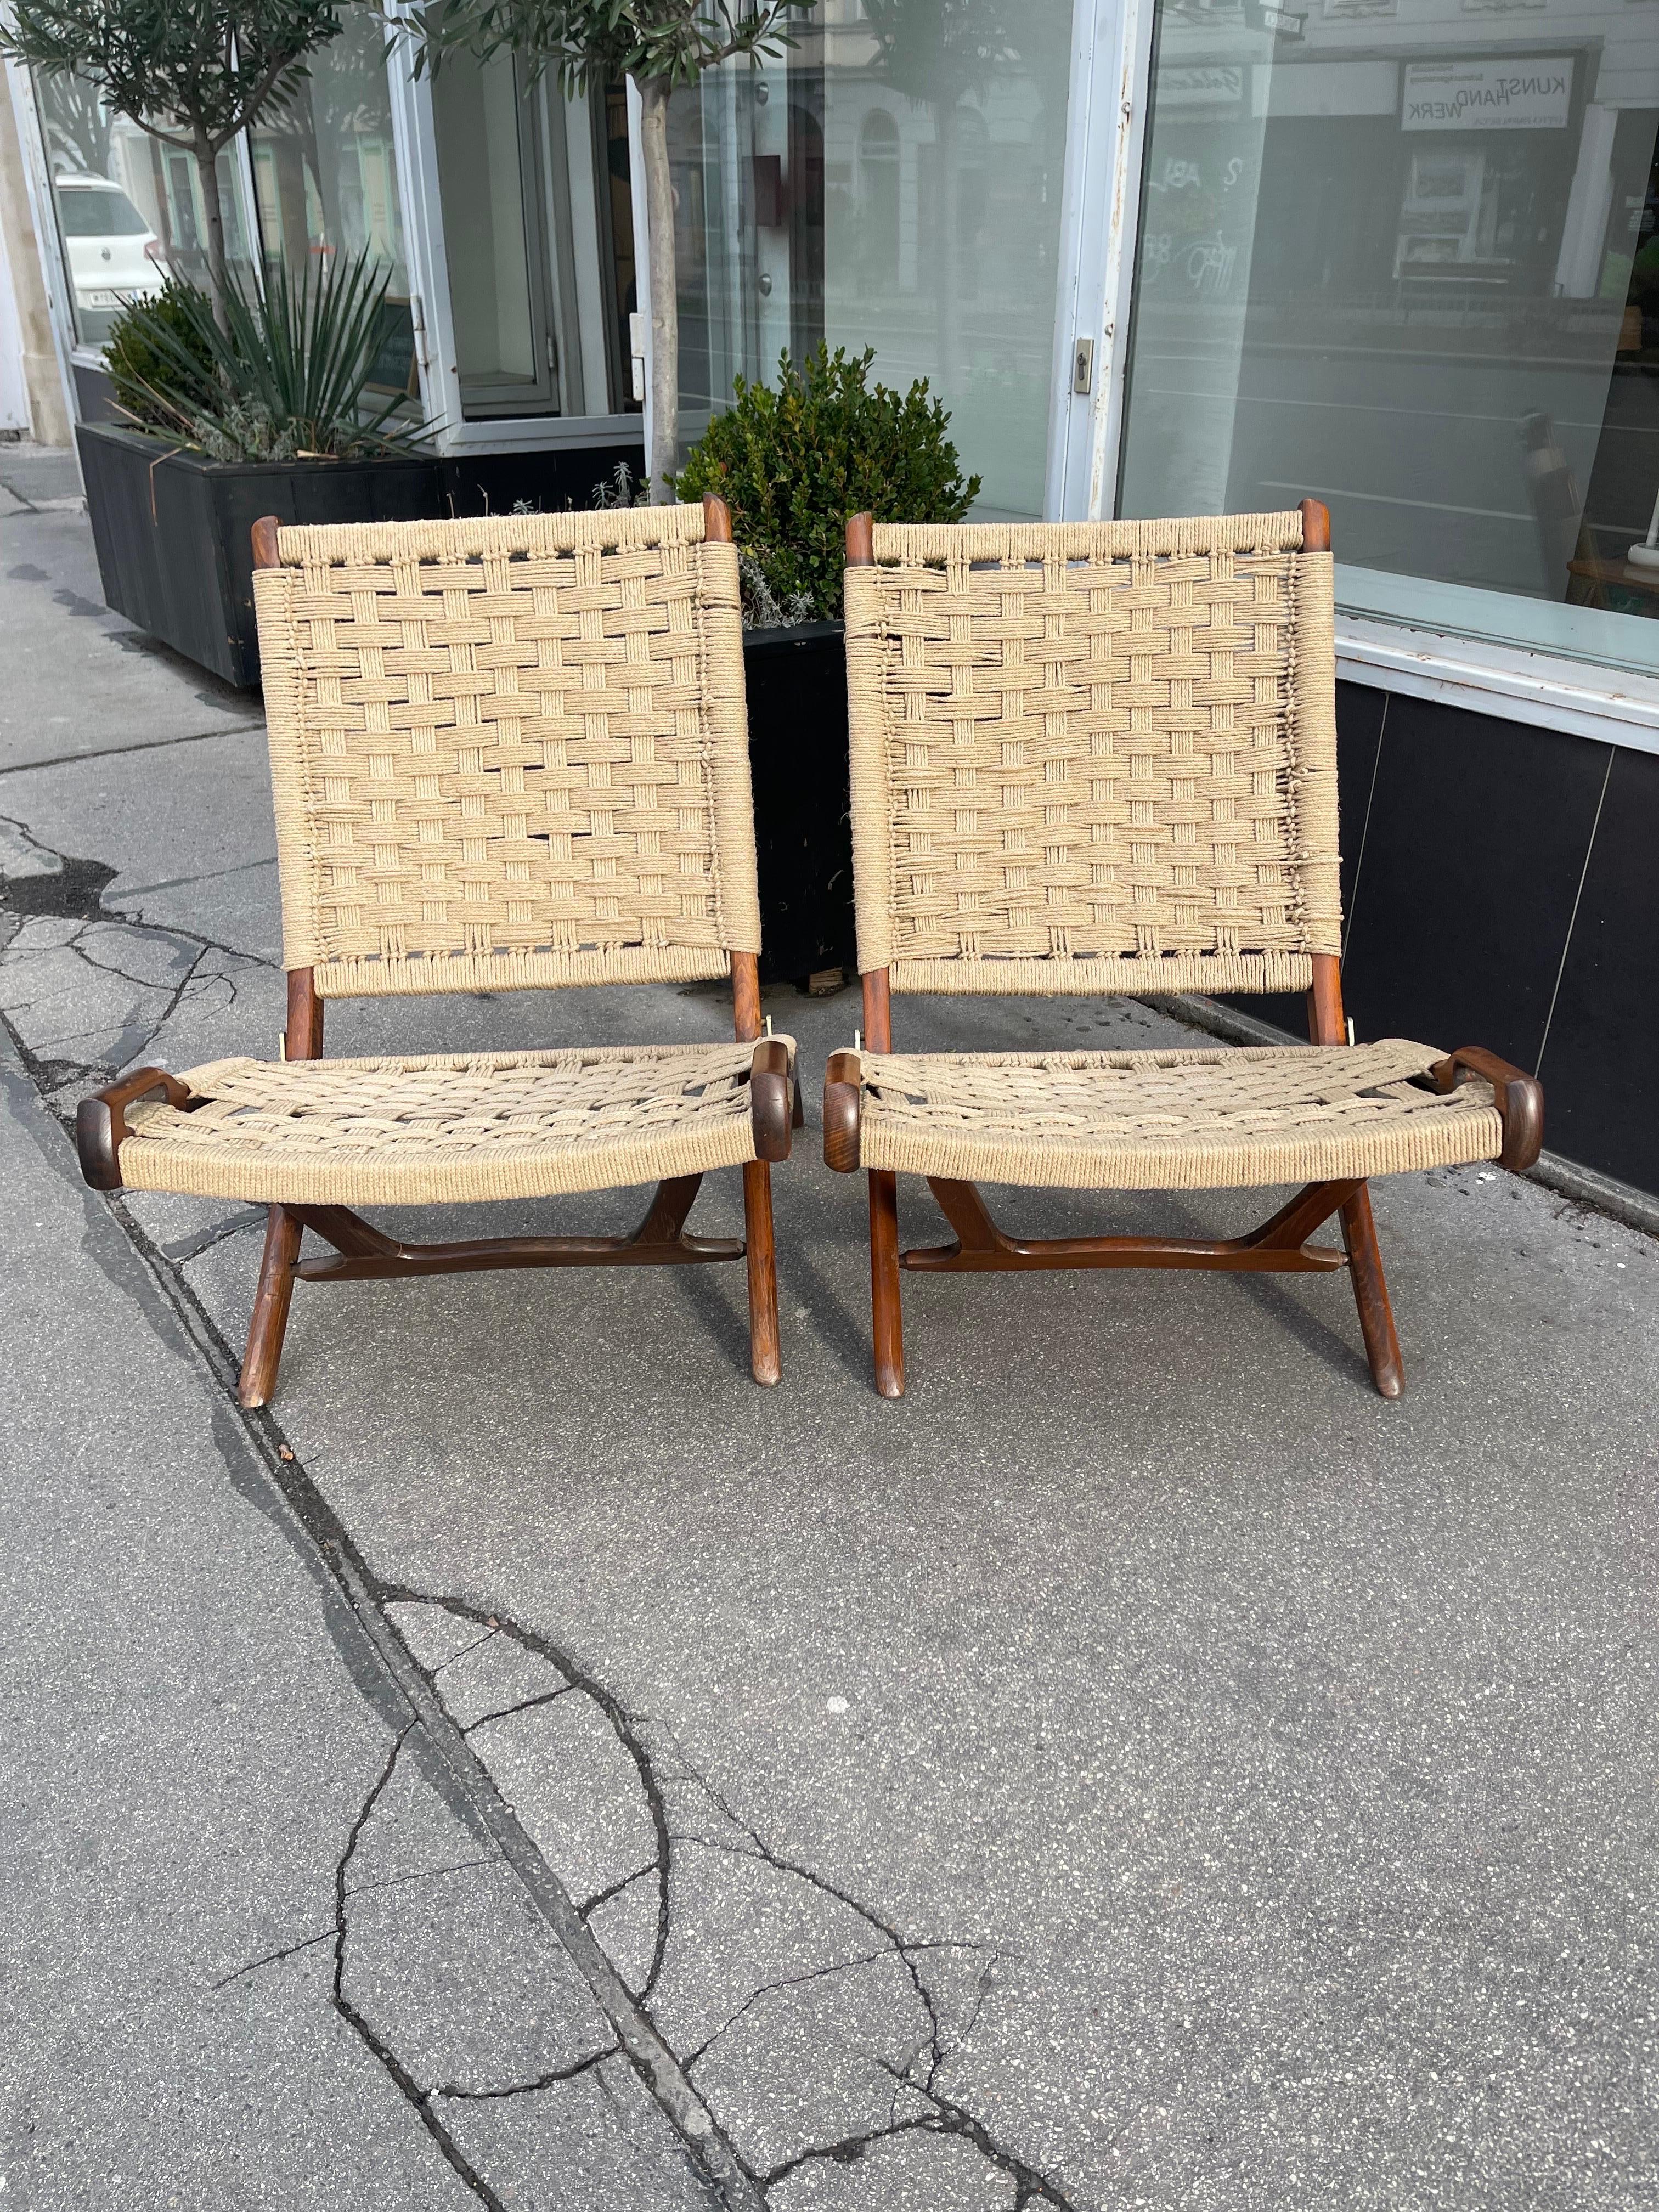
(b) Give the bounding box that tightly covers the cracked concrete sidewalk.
[3,470,1657,2212]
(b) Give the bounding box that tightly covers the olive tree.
[0,0,343,328]
[409,0,815,498]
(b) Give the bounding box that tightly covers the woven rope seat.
[115,1040,791,1207]
[855,1040,1504,1192]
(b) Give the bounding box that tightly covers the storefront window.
[247,17,415,401]
[1118,0,1659,674]
[33,70,255,348]
[672,0,1075,518]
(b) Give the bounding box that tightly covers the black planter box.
[743,621,856,987]
[77,420,643,689]
[78,421,441,687]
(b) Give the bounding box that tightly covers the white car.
[53,173,166,342]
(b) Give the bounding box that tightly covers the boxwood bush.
[675,344,980,624]
[105,276,222,432]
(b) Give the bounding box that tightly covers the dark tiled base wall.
[1229,681,1655,1201]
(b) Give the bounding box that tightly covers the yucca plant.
[109,249,429,461]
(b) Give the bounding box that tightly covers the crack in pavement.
[1,820,1096,2212]
[212,1853,502,1989]
[0,721,267,782]
[578,1864,657,1922]
[49,1177,765,2208]
[432,2047,618,2104]
[435,1624,504,1675]
[331,1729,517,2211]
[462,1685,574,1734]
[672,1765,996,2098]
[388,1597,1080,2205]
[2,890,274,1102]
[162,1207,268,1264]
[111,855,278,900]
[380,1588,676,2006]
[680,1950,901,2074]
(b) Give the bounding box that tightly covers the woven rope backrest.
[252,506,760,998]
[844,511,1340,997]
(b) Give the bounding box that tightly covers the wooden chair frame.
[825,506,1543,1401]
[77,496,798,1406]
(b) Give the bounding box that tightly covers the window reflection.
[429,48,595,418]
[248,15,416,402]
[33,69,253,348]
[670,0,1074,519]
[1119,3,1659,670]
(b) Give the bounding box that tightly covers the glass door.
[430,50,582,418]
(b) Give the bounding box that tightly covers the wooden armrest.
[749,1038,794,1163]
[823,1048,862,1173]
[76,1066,196,1192]
[1430,1046,1544,1173]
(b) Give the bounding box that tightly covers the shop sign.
[1401,57,1573,131]
[1245,0,1308,35]
[1159,65,1246,106]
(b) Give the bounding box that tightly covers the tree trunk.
[194,136,232,335]
[635,76,679,502]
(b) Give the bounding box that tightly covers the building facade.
[4,0,1657,1198]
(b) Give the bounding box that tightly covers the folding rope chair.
[77,497,796,1406]
[823,503,1541,1398]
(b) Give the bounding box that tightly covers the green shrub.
[105,277,222,431]
[675,345,980,624]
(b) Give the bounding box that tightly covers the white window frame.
[386,32,640,454]
[1063,0,1659,752]
[5,59,91,405]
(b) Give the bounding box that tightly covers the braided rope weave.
[845,511,1340,996]
[855,1041,1503,1191]
[253,505,760,999]
[116,1041,792,1206]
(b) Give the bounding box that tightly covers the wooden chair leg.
[1340,1183,1404,1399]
[741,1160,781,1386]
[868,1169,904,1399]
[240,1204,302,1409]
